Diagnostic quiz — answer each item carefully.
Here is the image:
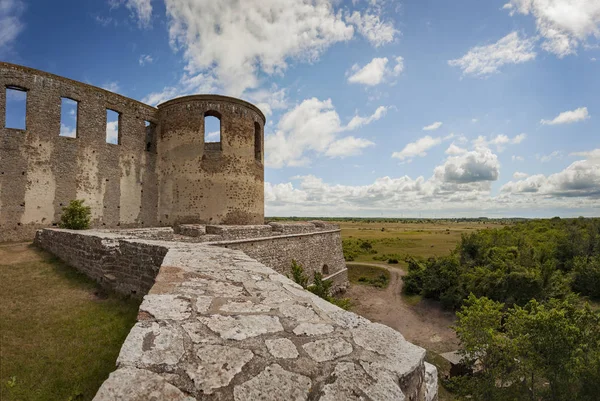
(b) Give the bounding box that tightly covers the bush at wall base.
[59,200,91,230]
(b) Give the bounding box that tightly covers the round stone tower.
[156,95,265,226]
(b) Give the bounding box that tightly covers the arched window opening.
[254,122,262,162]
[322,264,330,275]
[204,110,221,151]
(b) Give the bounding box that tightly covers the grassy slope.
[0,244,140,401]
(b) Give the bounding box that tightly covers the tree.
[453,294,600,401]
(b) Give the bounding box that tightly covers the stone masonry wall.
[0,63,267,242]
[34,228,438,400]
[34,229,168,296]
[157,95,265,226]
[0,62,160,242]
[214,230,348,291]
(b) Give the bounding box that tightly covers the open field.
[0,243,140,401]
[339,220,503,266]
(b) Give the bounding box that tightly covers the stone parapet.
[34,228,437,400]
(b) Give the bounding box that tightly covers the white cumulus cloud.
[265,98,385,168]
[502,158,600,198]
[347,57,389,85]
[346,10,397,47]
[446,143,467,155]
[347,56,404,86]
[324,137,375,158]
[513,171,529,179]
[504,0,600,57]
[434,147,500,184]
[164,0,355,96]
[449,31,536,76]
[392,135,443,161]
[541,107,590,125]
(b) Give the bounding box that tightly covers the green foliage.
[290,261,351,310]
[342,238,378,261]
[572,256,600,298]
[357,273,389,288]
[290,259,308,289]
[59,199,91,230]
[402,218,600,308]
[452,295,600,401]
[308,271,332,299]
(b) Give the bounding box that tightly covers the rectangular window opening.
[254,122,262,162]
[204,112,221,151]
[5,86,27,130]
[145,120,157,153]
[60,98,78,138]
[106,109,121,144]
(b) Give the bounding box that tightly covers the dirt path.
[345,263,459,354]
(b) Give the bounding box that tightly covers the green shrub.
[308,271,332,299]
[357,274,389,288]
[290,261,351,310]
[59,200,91,230]
[290,259,308,289]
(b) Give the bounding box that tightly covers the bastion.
[3,62,438,400]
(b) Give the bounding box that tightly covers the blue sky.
[2,0,599,217]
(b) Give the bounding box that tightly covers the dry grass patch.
[0,243,140,401]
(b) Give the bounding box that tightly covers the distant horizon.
[265,213,600,220]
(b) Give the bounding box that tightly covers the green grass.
[0,244,140,401]
[340,221,496,266]
[401,293,423,306]
[347,264,391,288]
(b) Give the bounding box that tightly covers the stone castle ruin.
[2,62,438,400]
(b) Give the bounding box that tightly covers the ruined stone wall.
[157,95,265,226]
[214,230,348,291]
[0,63,267,242]
[34,228,438,401]
[34,229,167,296]
[0,62,159,242]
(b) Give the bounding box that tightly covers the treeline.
[403,217,600,309]
[267,216,520,224]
